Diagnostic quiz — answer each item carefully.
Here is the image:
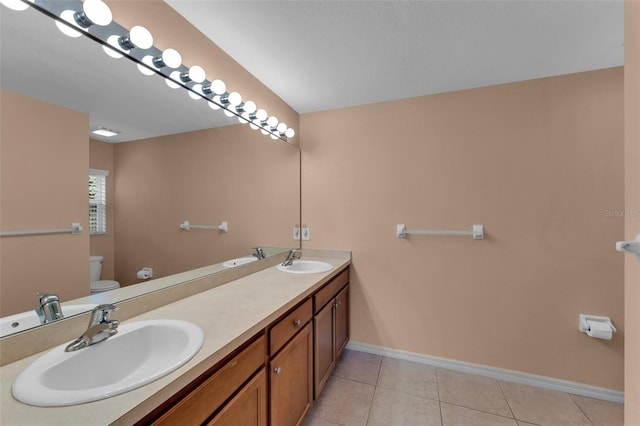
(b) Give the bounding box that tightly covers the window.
[89,168,109,234]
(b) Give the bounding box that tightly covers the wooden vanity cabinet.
[313,269,350,398]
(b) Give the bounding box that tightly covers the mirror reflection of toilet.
[89,256,120,294]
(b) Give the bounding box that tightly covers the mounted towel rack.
[397,224,484,240]
[616,234,640,260]
[0,223,83,237]
[180,220,228,233]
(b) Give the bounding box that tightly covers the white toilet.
[89,256,120,294]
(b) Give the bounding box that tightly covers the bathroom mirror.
[0,4,300,332]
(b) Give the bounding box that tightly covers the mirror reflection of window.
[89,168,109,235]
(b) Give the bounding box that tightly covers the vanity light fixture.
[17,0,297,142]
[92,128,120,138]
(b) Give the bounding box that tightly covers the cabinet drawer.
[314,268,349,314]
[270,299,312,355]
[153,335,266,426]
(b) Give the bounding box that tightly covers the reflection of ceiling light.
[102,35,124,59]
[0,0,29,11]
[56,10,83,38]
[92,128,120,137]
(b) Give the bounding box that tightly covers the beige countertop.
[0,254,350,426]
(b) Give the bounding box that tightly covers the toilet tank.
[89,256,104,282]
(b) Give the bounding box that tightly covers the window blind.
[89,168,109,234]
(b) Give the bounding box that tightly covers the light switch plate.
[302,227,310,241]
[293,226,301,240]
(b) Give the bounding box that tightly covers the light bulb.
[137,56,155,76]
[266,116,278,128]
[119,25,153,50]
[209,97,221,110]
[56,10,82,37]
[227,91,242,106]
[210,79,226,95]
[285,128,295,138]
[242,101,257,114]
[75,0,112,27]
[0,0,29,11]
[189,65,206,83]
[188,84,203,100]
[102,35,124,58]
[250,121,259,130]
[153,48,181,69]
[255,109,268,122]
[277,122,287,134]
[261,129,269,135]
[165,71,181,89]
[271,134,279,140]
[240,112,251,122]
[223,108,235,117]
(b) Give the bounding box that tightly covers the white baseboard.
[346,341,624,404]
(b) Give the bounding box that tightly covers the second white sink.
[222,257,258,268]
[12,319,204,406]
[277,260,333,274]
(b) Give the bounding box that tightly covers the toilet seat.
[90,280,120,293]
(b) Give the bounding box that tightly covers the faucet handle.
[36,292,60,306]
[90,304,118,325]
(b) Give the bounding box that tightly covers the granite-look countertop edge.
[0,255,350,426]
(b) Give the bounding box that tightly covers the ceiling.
[165,0,624,114]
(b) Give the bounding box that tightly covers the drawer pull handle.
[274,366,282,375]
[293,319,301,327]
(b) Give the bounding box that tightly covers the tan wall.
[625,0,640,421]
[0,90,90,316]
[301,68,625,390]
[106,0,299,142]
[113,124,299,286]
[89,139,115,280]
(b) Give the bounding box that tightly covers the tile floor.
[304,349,623,426]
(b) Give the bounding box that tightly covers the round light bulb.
[188,84,203,100]
[0,0,29,11]
[56,10,82,37]
[277,122,287,134]
[250,121,259,130]
[154,48,181,69]
[102,35,124,58]
[165,71,181,89]
[210,79,226,95]
[209,97,221,110]
[122,25,153,49]
[255,109,268,122]
[79,0,112,26]
[271,134,279,140]
[243,101,257,114]
[136,56,155,76]
[188,65,205,83]
[223,108,235,117]
[240,112,251,122]
[227,91,242,106]
[261,129,269,136]
[266,116,278,128]
[285,128,295,138]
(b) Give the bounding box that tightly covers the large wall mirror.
[0,3,300,335]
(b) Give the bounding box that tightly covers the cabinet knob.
[293,319,301,327]
[273,366,282,375]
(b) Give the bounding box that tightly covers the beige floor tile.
[499,381,591,426]
[303,412,343,426]
[437,368,513,417]
[570,394,624,426]
[309,376,375,426]
[332,349,382,385]
[516,422,542,426]
[377,357,439,400]
[441,403,518,426]
[367,386,442,426]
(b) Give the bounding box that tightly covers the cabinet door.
[206,369,267,426]
[270,322,313,426]
[313,298,335,398]
[335,285,349,359]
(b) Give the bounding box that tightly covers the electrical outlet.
[293,226,301,240]
[302,227,310,241]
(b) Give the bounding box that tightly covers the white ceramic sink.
[277,260,333,274]
[0,304,96,338]
[12,319,204,406]
[222,256,258,268]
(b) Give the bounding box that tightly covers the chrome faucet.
[65,304,119,352]
[35,293,63,324]
[282,249,301,267]
[252,247,266,259]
